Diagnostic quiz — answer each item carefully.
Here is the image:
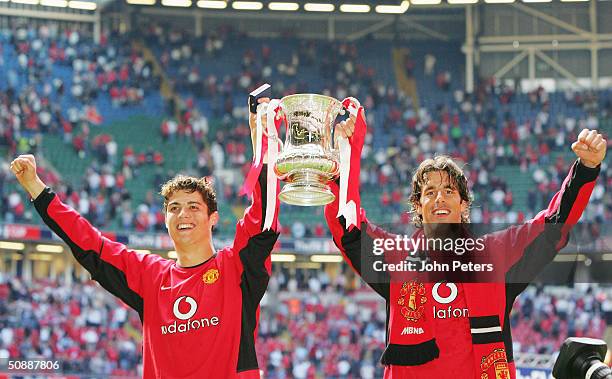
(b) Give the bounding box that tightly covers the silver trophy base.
[278,171,336,206]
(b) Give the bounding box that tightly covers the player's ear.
[460,200,469,223]
[460,200,468,215]
[209,211,219,228]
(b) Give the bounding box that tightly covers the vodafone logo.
[432,282,458,304]
[431,282,468,319]
[161,296,219,335]
[173,296,198,320]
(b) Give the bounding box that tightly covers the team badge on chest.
[203,269,219,284]
[397,280,427,322]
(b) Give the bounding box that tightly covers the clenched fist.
[10,154,46,200]
[571,129,607,168]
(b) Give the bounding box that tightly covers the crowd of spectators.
[510,284,612,356]
[1,271,610,378]
[0,275,142,377]
[0,23,610,239]
[0,24,157,151]
[0,23,167,232]
[141,24,611,234]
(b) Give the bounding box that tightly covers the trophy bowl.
[273,94,343,206]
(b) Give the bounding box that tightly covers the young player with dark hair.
[10,98,280,379]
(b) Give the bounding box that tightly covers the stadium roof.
[123,0,606,10]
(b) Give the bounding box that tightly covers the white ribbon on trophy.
[254,103,264,168]
[251,83,270,168]
[263,98,281,231]
[336,98,360,229]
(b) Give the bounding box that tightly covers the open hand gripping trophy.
[259,94,345,206]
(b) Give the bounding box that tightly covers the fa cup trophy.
[259,94,344,206]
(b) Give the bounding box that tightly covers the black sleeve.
[505,160,600,299]
[336,217,391,300]
[235,166,279,373]
[33,188,146,320]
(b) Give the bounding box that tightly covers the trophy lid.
[279,93,343,112]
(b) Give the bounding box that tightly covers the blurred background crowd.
[2,274,610,378]
[0,19,610,378]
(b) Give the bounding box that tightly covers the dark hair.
[408,155,472,227]
[160,175,217,215]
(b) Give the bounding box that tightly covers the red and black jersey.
[33,169,279,379]
[325,160,600,379]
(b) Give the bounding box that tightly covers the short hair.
[160,175,217,215]
[408,155,472,227]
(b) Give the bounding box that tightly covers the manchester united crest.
[480,349,510,379]
[203,269,219,284]
[397,281,427,322]
[494,362,510,379]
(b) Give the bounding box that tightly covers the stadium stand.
[3,24,609,237]
[0,19,610,378]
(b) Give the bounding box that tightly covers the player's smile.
[432,207,452,219]
[177,223,196,231]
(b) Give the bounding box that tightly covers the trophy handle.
[255,101,269,119]
[330,100,351,151]
[257,101,285,155]
[274,106,286,155]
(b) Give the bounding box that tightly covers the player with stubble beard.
[329,103,606,379]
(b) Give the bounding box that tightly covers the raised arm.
[233,96,280,243]
[230,164,280,263]
[227,96,280,297]
[491,129,606,282]
[326,182,391,299]
[324,99,391,299]
[10,154,46,200]
[10,155,163,318]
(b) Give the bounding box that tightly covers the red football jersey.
[326,161,599,379]
[33,170,279,378]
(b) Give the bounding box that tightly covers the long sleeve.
[493,160,600,283]
[229,164,280,275]
[227,165,280,375]
[33,188,167,318]
[325,181,390,300]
